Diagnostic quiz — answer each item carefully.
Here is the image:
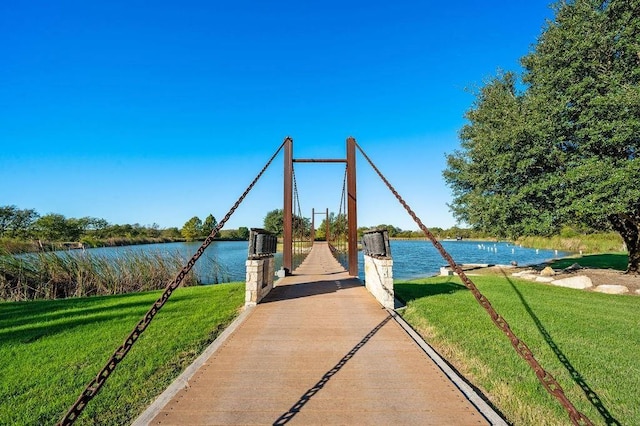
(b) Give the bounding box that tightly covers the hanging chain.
[57,140,286,426]
[292,165,303,228]
[338,165,347,218]
[355,142,593,426]
[291,165,301,267]
[338,165,348,252]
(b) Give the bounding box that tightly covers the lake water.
[78,240,567,283]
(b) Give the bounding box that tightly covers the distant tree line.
[0,205,179,243]
[180,214,250,241]
[0,205,251,252]
[358,224,490,240]
[261,209,483,240]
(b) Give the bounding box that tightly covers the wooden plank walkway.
[137,242,498,425]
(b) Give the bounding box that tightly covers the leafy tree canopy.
[202,214,218,238]
[181,216,202,242]
[263,209,284,236]
[444,0,640,272]
[0,205,39,239]
[237,226,250,240]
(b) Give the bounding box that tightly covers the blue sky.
[1,1,555,231]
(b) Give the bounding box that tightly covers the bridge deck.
[141,242,492,425]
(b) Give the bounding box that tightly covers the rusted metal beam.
[346,137,358,276]
[283,137,293,275]
[293,159,347,163]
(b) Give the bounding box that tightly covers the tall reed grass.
[0,250,204,301]
[0,238,41,254]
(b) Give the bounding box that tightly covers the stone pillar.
[245,256,275,306]
[364,255,394,309]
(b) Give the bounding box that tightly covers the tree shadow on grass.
[394,278,468,304]
[0,289,212,345]
[0,299,164,345]
[502,270,621,425]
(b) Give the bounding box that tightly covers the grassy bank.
[549,252,628,271]
[0,283,245,425]
[395,274,639,425]
[516,232,624,254]
[0,250,204,301]
[0,237,186,255]
[81,236,185,248]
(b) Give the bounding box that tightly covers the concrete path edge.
[131,305,256,426]
[388,308,508,426]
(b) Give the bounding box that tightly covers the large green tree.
[33,214,83,242]
[237,226,250,240]
[444,73,565,238]
[263,209,310,238]
[0,206,40,239]
[181,216,202,241]
[263,209,284,236]
[445,0,640,273]
[201,214,218,238]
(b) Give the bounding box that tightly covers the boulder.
[540,266,556,276]
[535,276,555,283]
[564,263,583,272]
[594,285,629,295]
[551,275,593,289]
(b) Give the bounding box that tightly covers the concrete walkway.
[138,243,496,425]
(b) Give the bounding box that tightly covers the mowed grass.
[0,283,244,425]
[396,274,640,426]
[548,252,628,271]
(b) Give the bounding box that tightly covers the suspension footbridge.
[135,242,494,425]
[57,138,594,426]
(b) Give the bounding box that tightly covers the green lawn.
[0,283,245,425]
[548,252,628,271]
[396,274,640,426]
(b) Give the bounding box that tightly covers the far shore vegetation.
[2,204,632,303]
[0,205,253,255]
[0,203,631,302]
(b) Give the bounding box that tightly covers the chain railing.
[355,142,594,426]
[56,140,286,425]
[328,165,349,268]
[291,166,312,272]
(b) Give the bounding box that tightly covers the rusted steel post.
[311,208,315,242]
[347,137,358,276]
[283,137,293,275]
[325,208,330,242]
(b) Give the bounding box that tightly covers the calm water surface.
[79,240,567,283]
[376,240,566,281]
